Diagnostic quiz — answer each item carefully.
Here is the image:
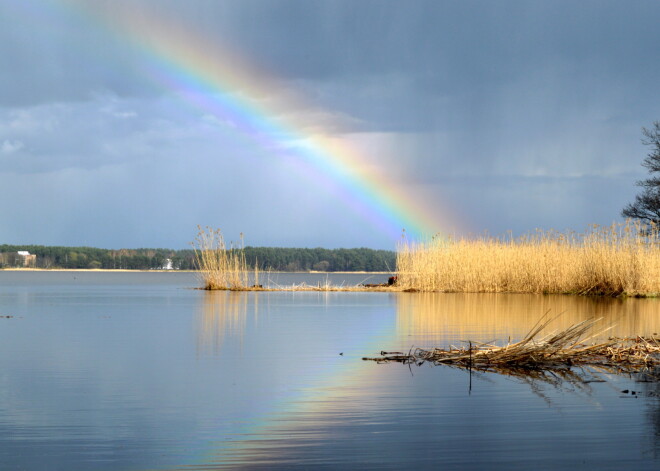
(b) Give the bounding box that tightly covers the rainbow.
[57,0,462,241]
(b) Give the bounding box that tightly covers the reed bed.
[192,226,259,290]
[364,316,660,378]
[192,227,391,291]
[396,221,660,295]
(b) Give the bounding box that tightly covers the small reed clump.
[364,316,660,376]
[192,226,259,290]
[396,221,660,296]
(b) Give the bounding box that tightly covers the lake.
[0,271,659,470]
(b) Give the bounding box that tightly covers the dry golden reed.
[365,315,660,375]
[192,227,394,291]
[192,226,259,290]
[396,221,660,296]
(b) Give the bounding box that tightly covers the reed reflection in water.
[197,291,258,355]
[396,293,660,348]
[188,291,660,470]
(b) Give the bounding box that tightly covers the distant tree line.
[0,244,395,272]
[243,247,395,272]
[0,245,195,270]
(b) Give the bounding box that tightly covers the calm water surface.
[0,271,659,470]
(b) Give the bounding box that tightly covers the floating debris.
[363,317,660,378]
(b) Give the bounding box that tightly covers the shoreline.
[0,268,391,275]
[6,269,653,297]
[0,268,191,273]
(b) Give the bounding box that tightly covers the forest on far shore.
[0,244,396,272]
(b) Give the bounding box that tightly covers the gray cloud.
[1,0,659,248]
[1,139,24,154]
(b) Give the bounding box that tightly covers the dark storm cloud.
[159,0,659,146]
[168,0,657,84]
[0,1,156,106]
[1,0,659,248]
[164,1,660,115]
[4,1,658,113]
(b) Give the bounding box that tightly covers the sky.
[1,0,659,250]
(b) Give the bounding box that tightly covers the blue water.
[0,271,658,470]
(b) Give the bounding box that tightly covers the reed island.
[194,221,660,297]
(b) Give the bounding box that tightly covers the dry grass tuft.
[364,315,660,376]
[396,221,660,295]
[192,226,259,290]
[192,227,397,291]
